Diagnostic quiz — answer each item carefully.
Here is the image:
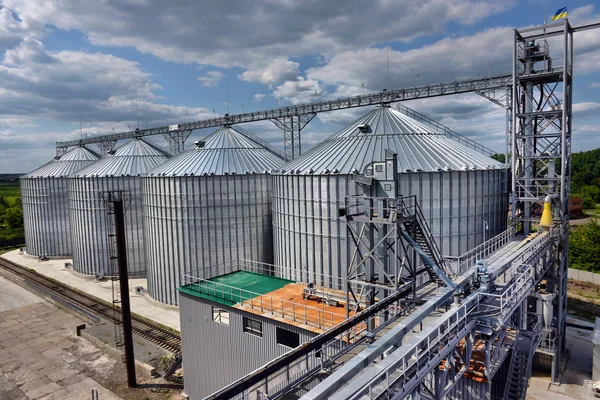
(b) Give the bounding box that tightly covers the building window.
[243,317,263,337]
[212,307,230,326]
[276,327,300,348]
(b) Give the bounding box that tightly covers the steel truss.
[271,113,316,161]
[509,20,572,381]
[327,228,557,400]
[162,130,192,155]
[55,75,511,158]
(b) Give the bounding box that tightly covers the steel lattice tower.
[510,20,573,381]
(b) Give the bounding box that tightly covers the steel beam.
[162,130,191,155]
[55,74,512,150]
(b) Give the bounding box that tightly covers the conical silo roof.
[23,146,100,178]
[72,139,169,177]
[148,126,283,176]
[282,105,503,174]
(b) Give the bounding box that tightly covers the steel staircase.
[398,199,452,287]
[502,330,540,400]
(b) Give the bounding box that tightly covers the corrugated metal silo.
[68,139,169,277]
[273,105,507,288]
[142,126,284,305]
[20,146,100,257]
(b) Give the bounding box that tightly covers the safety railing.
[475,265,535,320]
[334,227,559,400]
[183,258,349,292]
[347,295,479,400]
[393,104,496,157]
[538,328,556,354]
[226,300,413,400]
[455,227,515,275]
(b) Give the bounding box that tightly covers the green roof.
[178,270,294,306]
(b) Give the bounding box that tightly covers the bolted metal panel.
[21,146,100,257]
[273,106,507,289]
[179,292,317,400]
[142,126,283,305]
[68,139,168,277]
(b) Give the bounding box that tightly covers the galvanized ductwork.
[142,126,284,305]
[68,139,169,277]
[21,146,100,257]
[272,105,507,288]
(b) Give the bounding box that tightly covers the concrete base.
[0,250,180,332]
[528,322,597,400]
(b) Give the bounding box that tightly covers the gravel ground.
[84,322,175,375]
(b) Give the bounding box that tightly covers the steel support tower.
[510,20,573,381]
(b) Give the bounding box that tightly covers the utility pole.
[112,198,136,388]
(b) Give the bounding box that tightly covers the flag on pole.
[552,7,567,21]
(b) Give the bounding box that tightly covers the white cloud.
[0,6,48,49]
[0,38,214,124]
[273,77,327,105]
[307,26,514,93]
[197,70,225,87]
[253,93,266,102]
[3,0,515,67]
[573,102,600,114]
[240,57,300,85]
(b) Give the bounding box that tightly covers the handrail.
[455,227,515,275]
[184,277,341,331]
[393,104,497,157]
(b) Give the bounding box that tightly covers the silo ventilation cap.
[194,140,206,148]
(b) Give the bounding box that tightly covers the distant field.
[0,181,20,200]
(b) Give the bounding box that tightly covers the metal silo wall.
[273,169,507,288]
[68,176,147,277]
[20,177,73,257]
[143,174,274,305]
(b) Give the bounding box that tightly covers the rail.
[182,276,341,331]
[184,258,349,292]
[475,265,535,320]
[345,295,479,400]
[455,227,515,275]
[56,74,512,149]
[229,300,413,400]
[326,228,558,400]
[393,104,496,157]
[230,125,285,160]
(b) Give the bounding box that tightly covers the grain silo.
[68,139,169,277]
[142,125,284,305]
[272,105,507,288]
[20,146,100,257]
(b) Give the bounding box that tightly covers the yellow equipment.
[540,195,554,229]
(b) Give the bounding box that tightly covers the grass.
[567,279,600,322]
[0,181,20,199]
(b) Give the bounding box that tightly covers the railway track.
[0,257,181,354]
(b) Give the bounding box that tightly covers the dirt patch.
[567,279,600,322]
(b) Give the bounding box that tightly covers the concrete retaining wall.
[568,268,600,285]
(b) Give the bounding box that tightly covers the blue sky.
[1,0,599,173]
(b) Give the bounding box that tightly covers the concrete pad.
[0,276,43,312]
[47,368,79,383]
[1,250,181,331]
[24,382,62,399]
[528,323,597,400]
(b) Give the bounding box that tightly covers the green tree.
[569,219,600,273]
[491,153,506,164]
[573,185,600,210]
[3,207,23,230]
